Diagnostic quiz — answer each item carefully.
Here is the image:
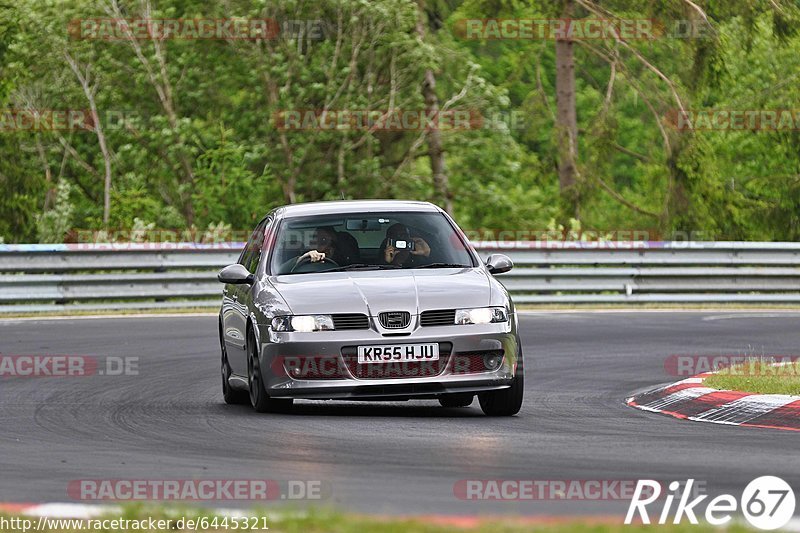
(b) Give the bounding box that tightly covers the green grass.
[0,307,218,319]
[0,506,756,533]
[515,303,800,311]
[704,360,800,395]
[256,512,746,532]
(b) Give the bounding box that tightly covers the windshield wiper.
[415,263,471,269]
[324,263,401,272]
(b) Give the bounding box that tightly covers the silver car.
[217,200,523,416]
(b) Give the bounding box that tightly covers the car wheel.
[247,330,293,413]
[478,345,524,416]
[220,324,249,405]
[438,393,474,408]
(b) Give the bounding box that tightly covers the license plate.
[357,343,439,364]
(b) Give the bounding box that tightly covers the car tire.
[438,393,474,408]
[247,330,293,413]
[478,345,524,416]
[220,324,249,405]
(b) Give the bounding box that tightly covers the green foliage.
[0,3,18,102]
[36,180,73,243]
[0,0,798,243]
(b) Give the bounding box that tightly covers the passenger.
[380,223,431,267]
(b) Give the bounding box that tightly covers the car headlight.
[271,315,334,332]
[455,307,508,325]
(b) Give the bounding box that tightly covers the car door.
[222,219,267,376]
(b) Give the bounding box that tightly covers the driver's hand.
[298,250,326,265]
[384,245,397,264]
[410,237,431,257]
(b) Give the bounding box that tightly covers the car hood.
[268,268,492,315]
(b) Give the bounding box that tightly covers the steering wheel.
[290,254,340,273]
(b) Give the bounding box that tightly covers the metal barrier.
[1,241,799,312]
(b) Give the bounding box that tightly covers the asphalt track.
[0,312,799,518]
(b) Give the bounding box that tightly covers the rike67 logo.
[625,476,796,530]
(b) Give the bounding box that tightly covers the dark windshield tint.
[270,212,474,275]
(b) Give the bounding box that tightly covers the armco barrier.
[0,241,799,312]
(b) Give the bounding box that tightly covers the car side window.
[239,220,267,274]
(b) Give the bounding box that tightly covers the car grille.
[379,311,411,329]
[332,313,370,330]
[450,351,505,374]
[420,309,456,327]
[341,342,453,380]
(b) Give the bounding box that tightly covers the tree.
[417,0,453,214]
[554,0,579,220]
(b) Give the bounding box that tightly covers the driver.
[283,226,338,271]
[381,223,431,267]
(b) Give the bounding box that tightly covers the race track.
[1,312,798,517]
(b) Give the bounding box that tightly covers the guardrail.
[1,241,799,312]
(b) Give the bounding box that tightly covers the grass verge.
[515,303,800,311]
[0,506,754,533]
[0,307,218,319]
[704,360,800,395]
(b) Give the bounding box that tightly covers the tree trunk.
[281,174,297,205]
[34,134,55,210]
[417,0,453,215]
[64,52,113,226]
[554,0,579,220]
[665,135,690,232]
[422,70,453,214]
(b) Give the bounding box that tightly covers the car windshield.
[270,211,475,275]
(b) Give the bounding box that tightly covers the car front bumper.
[258,321,520,400]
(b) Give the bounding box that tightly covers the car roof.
[276,200,442,218]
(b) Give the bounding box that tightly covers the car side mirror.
[218,264,254,285]
[486,254,513,275]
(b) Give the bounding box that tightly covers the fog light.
[483,353,503,370]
